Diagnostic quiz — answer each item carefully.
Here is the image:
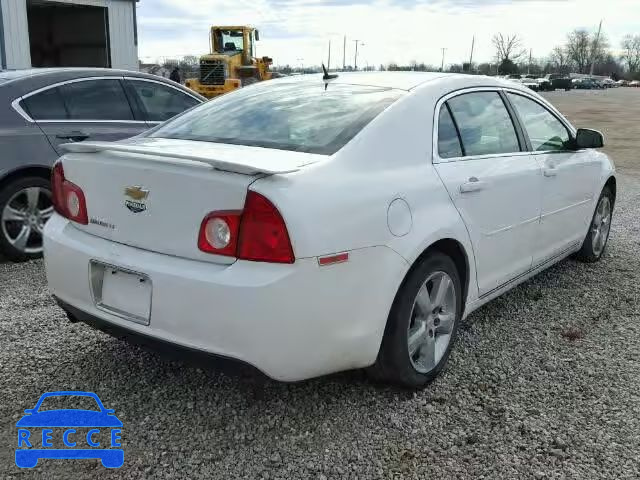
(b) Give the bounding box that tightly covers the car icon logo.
[15,391,123,469]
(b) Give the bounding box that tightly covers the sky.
[137,0,640,68]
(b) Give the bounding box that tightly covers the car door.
[433,90,543,297]
[124,77,201,128]
[21,77,148,155]
[505,92,601,265]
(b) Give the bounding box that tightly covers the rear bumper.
[44,215,408,381]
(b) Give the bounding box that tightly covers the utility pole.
[343,35,346,70]
[440,48,447,72]
[528,49,532,75]
[327,40,331,71]
[353,40,361,70]
[468,36,475,73]
[590,19,603,75]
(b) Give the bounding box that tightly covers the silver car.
[0,68,205,261]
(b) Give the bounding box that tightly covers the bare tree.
[492,33,526,62]
[566,30,591,73]
[621,34,640,73]
[566,29,609,74]
[550,46,570,72]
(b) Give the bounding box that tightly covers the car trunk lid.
[59,138,322,262]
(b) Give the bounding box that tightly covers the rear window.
[149,82,404,155]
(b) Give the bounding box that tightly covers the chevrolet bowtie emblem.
[124,186,149,201]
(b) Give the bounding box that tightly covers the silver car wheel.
[591,196,611,257]
[407,271,457,374]
[1,187,53,254]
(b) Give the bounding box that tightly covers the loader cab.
[211,27,258,59]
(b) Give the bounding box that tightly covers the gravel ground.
[1,90,640,479]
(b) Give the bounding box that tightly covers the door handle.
[56,132,90,142]
[460,177,487,193]
[543,166,558,177]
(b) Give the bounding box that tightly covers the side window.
[507,93,571,152]
[59,79,134,121]
[438,105,463,158]
[447,92,520,156]
[21,88,68,120]
[129,81,200,122]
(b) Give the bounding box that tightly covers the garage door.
[27,0,111,68]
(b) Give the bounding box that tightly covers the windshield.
[149,82,404,155]
[36,395,101,412]
[216,30,244,52]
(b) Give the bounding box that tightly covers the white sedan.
[44,72,615,388]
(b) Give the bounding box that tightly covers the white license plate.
[91,262,152,325]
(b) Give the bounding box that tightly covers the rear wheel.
[575,187,613,263]
[368,252,462,388]
[0,177,53,262]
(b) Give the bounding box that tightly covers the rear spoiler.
[60,141,300,175]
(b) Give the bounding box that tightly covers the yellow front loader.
[185,26,272,99]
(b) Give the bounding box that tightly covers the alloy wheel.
[591,196,611,257]
[407,271,457,374]
[1,187,53,255]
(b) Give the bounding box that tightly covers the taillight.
[198,211,241,257]
[51,161,88,225]
[198,191,294,264]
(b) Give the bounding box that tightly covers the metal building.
[0,0,138,71]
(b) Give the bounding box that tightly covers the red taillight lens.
[198,191,294,264]
[237,191,294,264]
[51,161,88,225]
[198,211,241,256]
[51,161,65,214]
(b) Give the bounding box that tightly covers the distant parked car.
[521,78,539,91]
[535,77,553,91]
[630,80,640,87]
[572,78,603,90]
[0,68,205,261]
[546,74,572,91]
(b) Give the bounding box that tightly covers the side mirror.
[24,409,35,414]
[254,30,260,41]
[575,128,604,149]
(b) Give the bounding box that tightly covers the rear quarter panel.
[250,83,479,306]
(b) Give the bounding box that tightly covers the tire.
[575,187,613,263]
[0,176,52,262]
[367,252,463,388]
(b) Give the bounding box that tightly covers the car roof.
[0,67,207,101]
[270,71,451,90]
[272,71,530,93]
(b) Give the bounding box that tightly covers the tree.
[550,46,571,74]
[566,29,609,74]
[498,58,519,75]
[566,30,591,73]
[594,54,624,78]
[492,33,526,62]
[621,34,640,73]
[476,63,495,76]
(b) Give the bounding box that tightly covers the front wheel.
[575,187,613,263]
[368,252,462,388]
[0,177,53,262]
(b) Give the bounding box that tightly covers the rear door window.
[149,83,404,155]
[438,105,463,158]
[21,88,68,120]
[128,80,200,122]
[447,91,520,156]
[59,79,134,121]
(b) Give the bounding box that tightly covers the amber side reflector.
[318,252,349,266]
